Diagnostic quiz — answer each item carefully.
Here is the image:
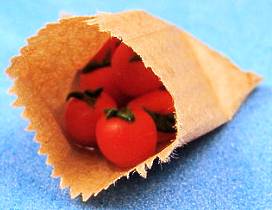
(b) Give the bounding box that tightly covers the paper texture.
[6,11,261,201]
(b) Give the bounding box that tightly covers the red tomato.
[128,90,174,114]
[79,66,124,103]
[157,132,176,143]
[128,90,176,143]
[92,37,120,63]
[64,90,116,147]
[111,42,162,97]
[96,108,157,168]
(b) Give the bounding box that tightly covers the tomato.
[128,90,174,114]
[96,108,157,168]
[64,89,116,147]
[128,90,176,143]
[81,37,120,74]
[111,42,162,97]
[157,132,176,143]
[79,66,125,103]
[92,37,120,64]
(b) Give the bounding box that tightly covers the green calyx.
[81,39,123,73]
[144,108,177,133]
[66,88,103,107]
[129,53,142,62]
[115,38,122,47]
[81,47,113,74]
[104,108,135,122]
[81,58,110,74]
[81,61,109,74]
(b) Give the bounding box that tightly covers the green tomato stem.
[105,108,135,122]
[144,108,177,133]
[66,88,103,107]
[129,53,142,62]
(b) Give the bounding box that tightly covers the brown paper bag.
[6,11,261,201]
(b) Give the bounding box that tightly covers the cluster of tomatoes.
[64,37,176,168]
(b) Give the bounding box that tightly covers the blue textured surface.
[1,1,272,209]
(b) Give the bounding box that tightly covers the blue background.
[0,1,271,209]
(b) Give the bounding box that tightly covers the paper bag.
[6,11,261,201]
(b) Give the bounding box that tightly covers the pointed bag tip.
[246,71,262,87]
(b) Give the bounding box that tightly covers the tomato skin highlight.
[96,109,157,168]
[80,66,124,102]
[111,43,162,97]
[128,90,175,114]
[92,37,120,63]
[64,92,116,147]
